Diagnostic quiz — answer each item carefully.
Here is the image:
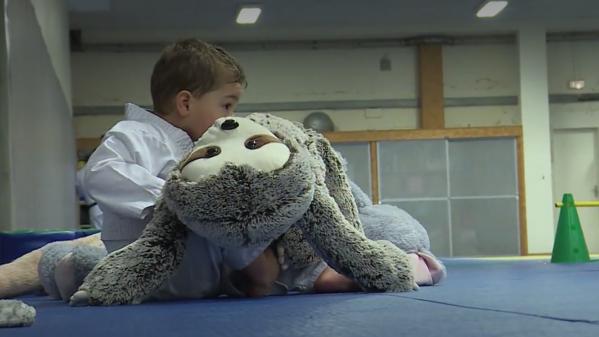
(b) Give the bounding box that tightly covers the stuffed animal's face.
[180,117,291,181]
[163,116,315,248]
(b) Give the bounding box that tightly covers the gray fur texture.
[38,240,107,301]
[350,181,431,253]
[248,114,413,290]
[39,241,74,299]
[75,113,416,305]
[76,200,187,305]
[70,245,108,282]
[164,143,315,249]
[0,300,35,327]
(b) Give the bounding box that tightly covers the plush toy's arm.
[299,186,416,292]
[70,200,187,306]
[312,133,362,232]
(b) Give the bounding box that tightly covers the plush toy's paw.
[0,300,36,327]
[374,240,417,292]
[70,289,143,307]
[69,290,90,307]
[53,245,106,302]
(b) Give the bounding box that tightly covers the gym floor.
[5,258,599,337]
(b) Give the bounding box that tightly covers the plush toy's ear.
[70,200,187,306]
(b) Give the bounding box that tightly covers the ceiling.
[68,0,599,45]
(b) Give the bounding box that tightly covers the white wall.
[444,43,522,127]
[548,40,599,94]
[72,52,156,107]
[71,40,599,134]
[72,43,528,136]
[444,44,519,98]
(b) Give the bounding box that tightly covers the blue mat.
[2,259,599,337]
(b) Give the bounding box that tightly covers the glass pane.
[379,140,447,199]
[332,142,372,199]
[449,138,517,197]
[451,197,520,256]
[387,200,450,257]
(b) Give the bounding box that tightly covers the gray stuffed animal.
[0,300,35,327]
[71,114,418,305]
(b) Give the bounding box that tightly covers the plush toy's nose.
[220,119,239,130]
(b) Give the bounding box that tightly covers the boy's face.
[184,83,243,140]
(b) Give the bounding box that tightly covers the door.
[552,128,599,253]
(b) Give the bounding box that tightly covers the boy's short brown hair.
[150,38,246,114]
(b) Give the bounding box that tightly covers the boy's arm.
[82,133,172,219]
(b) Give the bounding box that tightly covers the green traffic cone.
[551,193,591,263]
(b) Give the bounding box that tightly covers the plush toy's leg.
[300,186,416,292]
[38,242,75,299]
[54,245,107,301]
[71,200,187,306]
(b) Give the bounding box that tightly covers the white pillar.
[518,26,554,254]
[1,0,77,230]
[31,0,72,113]
[0,0,15,231]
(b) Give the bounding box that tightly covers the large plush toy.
[69,114,435,305]
[0,114,445,324]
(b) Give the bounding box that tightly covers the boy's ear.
[174,90,193,117]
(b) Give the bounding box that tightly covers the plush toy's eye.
[245,138,259,150]
[179,146,221,169]
[205,146,220,158]
[245,135,281,150]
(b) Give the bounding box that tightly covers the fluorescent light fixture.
[236,5,262,24]
[476,1,508,18]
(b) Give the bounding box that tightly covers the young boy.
[81,38,357,300]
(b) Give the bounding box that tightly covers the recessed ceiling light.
[476,0,508,18]
[236,5,262,24]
